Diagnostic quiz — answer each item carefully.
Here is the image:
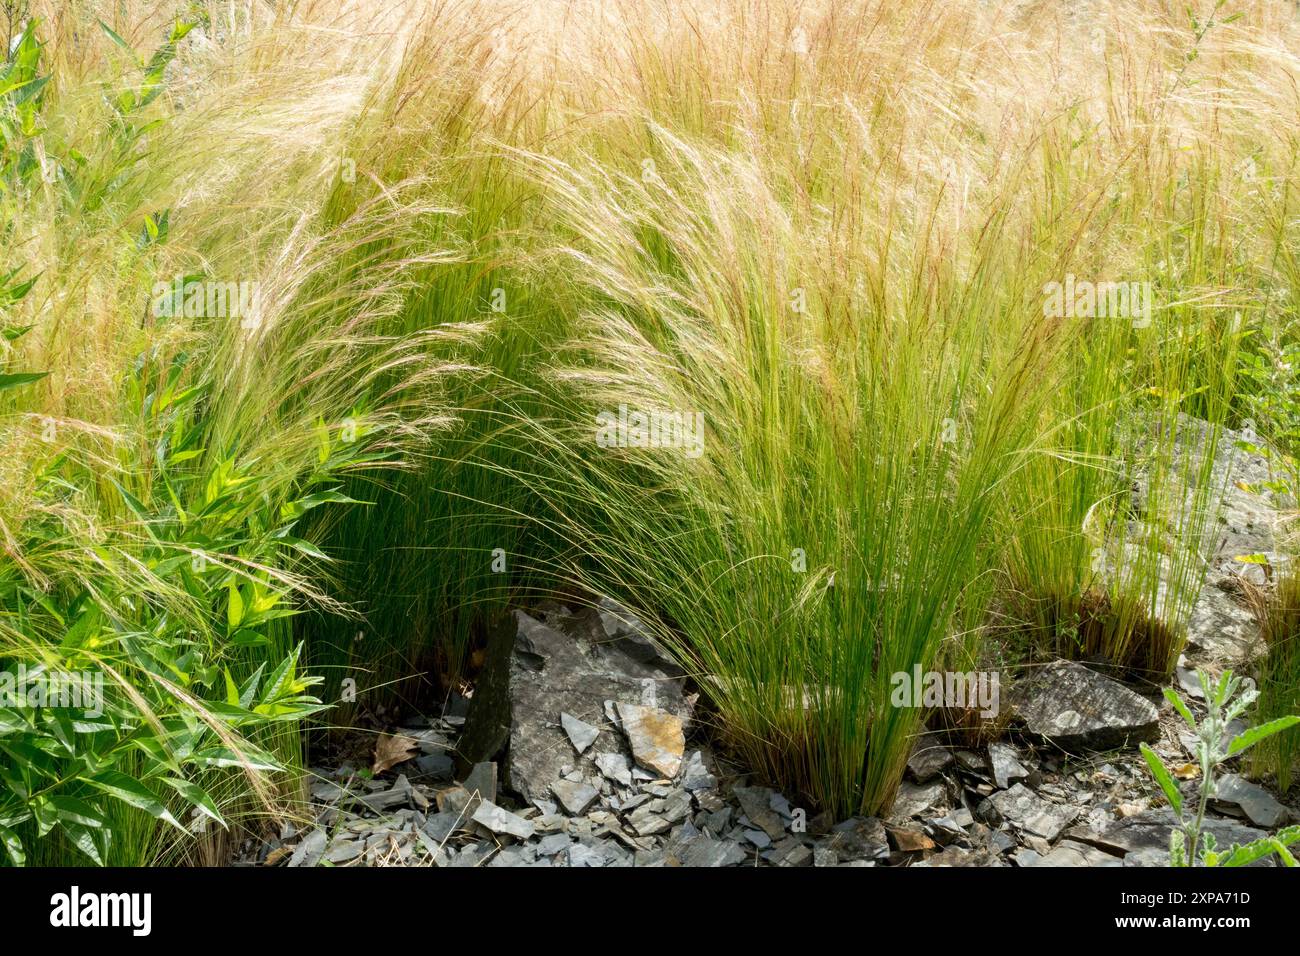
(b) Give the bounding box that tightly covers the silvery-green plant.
[1140,669,1299,866]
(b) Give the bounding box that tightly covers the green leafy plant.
[0,338,390,865]
[1139,668,1299,866]
[0,269,43,394]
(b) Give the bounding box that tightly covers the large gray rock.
[1185,583,1263,666]
[1068,808,1270,865]
[1128,417,1284,667]
[457,607,689,802]
[1010,659,1159,751]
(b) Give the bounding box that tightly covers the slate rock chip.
[680,750,718,791]
[889,780,948,821]
[616,701,686,779]
[1029,838,1124,867]
[733,786,787,842]
[988,742,1029,790]
[561,712,601,754]
[673,835,748,867]
[471,801,536,841]
[1211,774,1290,829]
[820,816,889,862]
[978,783,1077,842]
[906,740,955,783]
[551,778,600,816]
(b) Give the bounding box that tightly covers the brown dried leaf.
[372,733,419,774]
[264,845,292,867]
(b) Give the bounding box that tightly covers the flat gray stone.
[661,789,693,824]
[978,784,1077,842]
[423,810,462,844]
[357,774,413,812]
[324,840,363,864]
[535,833,572,856]
[889,780,948,821]
[567,842,605,867]
[1211,774,1290,828]
[776,844,813,867]
[675,835,747,867]
[414,753,455,779]
[288,829,327,868]
[912,845,1007,867]
[560,712,600,754]
[681,750,718,791]
[1010,659,1159,751]
[470,800,535,841]
[462,762,497,803]
[551,778,600,816]
[594,751,633,788]
[907,741,955,783]
[1030,838,1124,867]
[988,743,1029,790]
[628,802,671,836]
[821,816,889,861]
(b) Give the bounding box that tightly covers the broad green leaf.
[0,371,48,392]
[45,795,106,828]
[1139,743,1182,815]
[228,628,269,647]
[192,746,280,772]
[159,777,224,828]
[61,822,104,865]
[1162,687,1196,728]
[223,667,240,707]
[86,770,184,831]
[0,824,25,865]
[279,536,331,561]
[96,19,139,64]
[1227,716,1300,757]
[226,583,244,629]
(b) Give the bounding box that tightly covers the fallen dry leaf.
[1173,763,1199,780]
[372,733,419,774]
